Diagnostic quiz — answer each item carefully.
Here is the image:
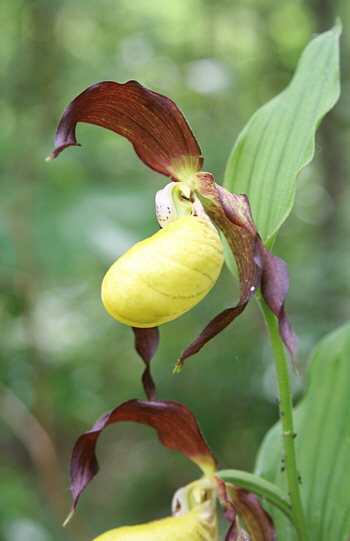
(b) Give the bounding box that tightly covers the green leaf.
[224,22,341,251]
[254,321,350,540]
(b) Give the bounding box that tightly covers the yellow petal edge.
[92,478,218,541]
[101,215,224,327]
[91,511,214,541]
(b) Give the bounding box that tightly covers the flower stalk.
[217,469,293,523]
[258,294,310,541]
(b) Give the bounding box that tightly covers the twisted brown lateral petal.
[176,175,261,369]
[177,175,297,369]
[218,185,297,363]
[68,400,217,517]
[225,483,276,541]
[48,80,203,180]
[214,477,250,541]
[177,306,247,369]
[133,326,159,401]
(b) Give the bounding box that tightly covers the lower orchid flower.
[91,478,218,541]
[66,398,275,541]
[48,80,297,378]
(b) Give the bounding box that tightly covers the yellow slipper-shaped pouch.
[91,478,218,541]
[101,212,224,327]
[91,511,213,541]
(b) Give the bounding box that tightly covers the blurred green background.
[1,0,349,539]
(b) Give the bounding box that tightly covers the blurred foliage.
[1,0,350,540]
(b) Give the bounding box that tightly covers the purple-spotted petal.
[47,80,203,181]
[68,400,217,517]
[225,483,276,541]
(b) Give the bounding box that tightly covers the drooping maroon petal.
[175,174,261,369]
[178,173,296,370]
[133,326,159,401]
[47,80,203,181]
[253,239,298,370]
[214,477,251,541]
[68,400,217,517]
[225,483,276,541]
[219,185,297,366]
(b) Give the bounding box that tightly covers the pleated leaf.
[255,321,350,540]
[224,22,341,249]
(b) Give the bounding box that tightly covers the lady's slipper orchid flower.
[91,478,218,541]
[48,80,297,375]
[66,398,275,541]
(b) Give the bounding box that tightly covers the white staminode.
[156,181,193,228]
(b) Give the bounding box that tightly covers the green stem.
[217,469,293,522]
[259,295,310,541]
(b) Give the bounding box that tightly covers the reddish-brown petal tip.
[175,305,247,371]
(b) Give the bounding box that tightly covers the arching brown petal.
[68,400,217,518]
[225,483,276,541]
[47,80,203,181]
[133,326,159,401]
